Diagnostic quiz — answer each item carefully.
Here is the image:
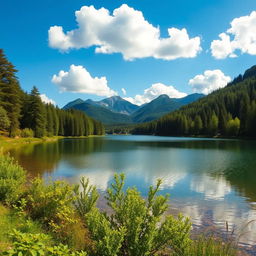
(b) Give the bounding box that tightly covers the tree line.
[132,65,256,137]
[0,49,104,137]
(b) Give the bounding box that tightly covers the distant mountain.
[63,93,204,125]
[131,93,204,123]
[63,102,132,125]
[62,98,85,110]
[85,96,139,115]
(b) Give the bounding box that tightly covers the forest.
[132,65,256,137]
[0,49,104,138]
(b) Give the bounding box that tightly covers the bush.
[84,174,192,256]
[0,155,26,205]
[26,178,89,248]
[3,229,88,256]
[20,128,34,138]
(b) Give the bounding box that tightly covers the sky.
[1,0,256,107]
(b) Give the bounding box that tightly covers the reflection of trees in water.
[7,137,256,204]
[8,138,105,176]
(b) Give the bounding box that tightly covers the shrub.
[20,128,34,138]
[3,229,88,256]
[0,155,26,205]
[26,178,90,249]
[85,174,192,256]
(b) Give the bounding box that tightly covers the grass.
[0,203,48,252]
[0,135,62,152]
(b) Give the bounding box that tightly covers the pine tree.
[0,49,22,137]
[27,86,46,138]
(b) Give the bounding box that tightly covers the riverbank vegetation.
[132,66,256,138]
[0,153,240,255]
[0,49,104,138]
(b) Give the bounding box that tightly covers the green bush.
[84,174,192,256]
[0,155,26,205]
[3,229,88,256]
[20,128,34,138]
[26,178,89,248]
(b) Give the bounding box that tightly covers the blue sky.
[1,0,256,107]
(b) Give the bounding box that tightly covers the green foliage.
[208,113,219,136]
[20,128,34,138]
[0,154,26,205]
[186,235,237,256]
[85,174,191,256]
[3,229,88,256]
[26,178,77,243]
[0,106,10,130]
[74,177,99,217]
[0,49,22,137]
[226,117,240,136]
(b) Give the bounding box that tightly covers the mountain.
[85,96,139,115]
[63,93,204,126]
[132,65,256,137]
[62,98,85,110]
[64,102,132,125]
[131,93,204,123]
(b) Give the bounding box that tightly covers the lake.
[7,135,256,250]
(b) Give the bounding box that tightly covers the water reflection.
[7,135,256,248]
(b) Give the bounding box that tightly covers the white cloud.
[189,69,231,94]
[40,94,56,105]
[48,4,201,60]
[121,88,127,95]
[211,11,256,59]
[124,83,187,105]
[51,64,117,97]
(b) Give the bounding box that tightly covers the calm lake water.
[8,135,256,249]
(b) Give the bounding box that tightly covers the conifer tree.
[27,86,46,137]
[0,49,22,137]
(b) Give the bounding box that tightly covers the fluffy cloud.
[211,11,256,59]
[189,69,231,94]
[40,94,56,105]
[51,64,117,97]
[124,83,187,105]
[121,88,127,95]
[48,4,201,60]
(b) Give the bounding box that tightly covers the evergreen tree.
[0,106,10,131]
[0,49,22,137]
[27,86,46,138]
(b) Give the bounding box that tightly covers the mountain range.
[63,93,204,125]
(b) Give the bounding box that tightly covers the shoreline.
[0,135,104,152]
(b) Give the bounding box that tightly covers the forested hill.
[132,65,256,137]
[0,49,104,138]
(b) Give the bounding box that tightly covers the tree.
[226,117,240,136]
[0,49,22,137]
[27,86,46,137]
[194,115,203,135]
[0,106,10,131]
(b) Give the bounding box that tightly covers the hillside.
[131,93,204,123]
[132,65,256,137]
